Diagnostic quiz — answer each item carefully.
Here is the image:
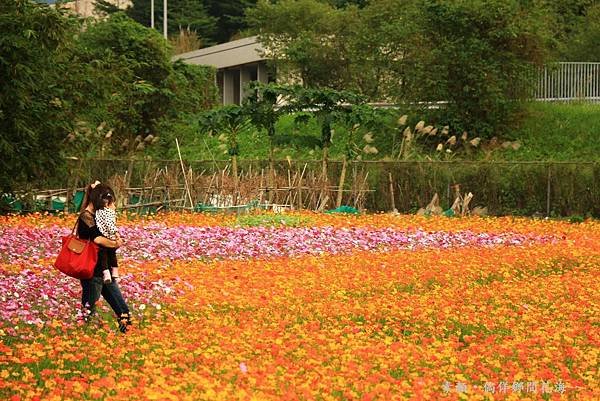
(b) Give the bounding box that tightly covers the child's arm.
[109,205,121,239]
[108,206,120,240]
[95,208,112,238]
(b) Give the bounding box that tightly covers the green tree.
[249,0,553,137]
[247,0,352,89]
[77,13,172,155]
[328,0,367,8]
[0,2,216,193]
[70,12,217,160]
[247,0,421,100]
[98,0,257,44]
[204,0,257,43]
[543,0,596,56]
[559,3,600,61]
[281,85,365,182]
[344,0,422,101]
[97,0,217,43]
[0,0,77,191]
[243,82,298,201]
[150,60,218,155]
[416,0,550,137]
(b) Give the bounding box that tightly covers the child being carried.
[96,190,122,284]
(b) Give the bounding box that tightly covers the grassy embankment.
[156,102,600,162]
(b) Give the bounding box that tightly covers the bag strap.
[71,217,79,236]
[72,210,93,236]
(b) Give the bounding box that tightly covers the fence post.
[546,164,551,217]
[388,172,396,212]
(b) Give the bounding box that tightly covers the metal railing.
[535,62,600,102]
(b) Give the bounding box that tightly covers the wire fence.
[47,158,598,217]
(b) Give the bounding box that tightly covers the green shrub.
[568,215,585,224]
[232,214,313,227]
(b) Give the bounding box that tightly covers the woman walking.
[77,181,132,332]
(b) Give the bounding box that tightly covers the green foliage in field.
[232,213,314,228]
[76,13,174,153]
[3,0,600,196]
[544,0,597,58]
[75,13,218,157]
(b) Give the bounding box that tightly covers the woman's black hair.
[80,181,101,212]
[89,183,116,210]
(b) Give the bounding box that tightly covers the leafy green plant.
[281,85,366,180]
[243,82,296,199]
[198,104,253,187]
[568,215,585,224]
[232,213,313,227]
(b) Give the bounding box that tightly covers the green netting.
[71,190,85,212]
[325,205,360,214]
[443,209,456,217]
[51,199,65,211]
[1,195,23,212]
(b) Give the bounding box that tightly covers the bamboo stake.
[140,175,146,214]
[204,173,216,205]
[389,172,397,212]
[232,155,239,205]
[336,156,348,208]
[308,171,317,209]
[188,166,195,205]
[295,164,307,210]
[219,167,228,206]
[147,169,160,209]
[355,172,369,209]
[317,195,329,212]
[271,167,278,205]
[176,138,194,208]
[164,167,170,206]
[268,147,275,204]
[292,169,303,207]
[259,169,265,205]
[284,169,293,206]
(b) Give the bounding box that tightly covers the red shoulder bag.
[54,217,98,279]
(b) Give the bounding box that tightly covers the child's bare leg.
[102,268,112,284]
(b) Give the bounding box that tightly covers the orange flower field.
[0,212,598,400]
